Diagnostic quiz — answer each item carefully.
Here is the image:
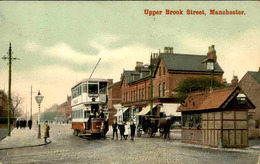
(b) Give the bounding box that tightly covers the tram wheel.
[137,129,142,137]
[147,128,153,138]
[74,130,79,136]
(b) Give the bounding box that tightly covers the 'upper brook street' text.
[144,9,246,16]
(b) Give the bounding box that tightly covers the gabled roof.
[108,81,120,89]
[248,71,260,84]
[159,53,224,73]
[121,70,138,85]
[177,86,255,112]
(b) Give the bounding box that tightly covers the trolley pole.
[2,43,19,136]
[150,53,153,115]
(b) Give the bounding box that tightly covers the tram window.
[84,111,90,118]
[83,84,87,93]
[88,84,98,94]
[99,82,107,94]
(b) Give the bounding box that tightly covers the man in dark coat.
[99,110,104,118]
[112,120,118,140]
[130,121,136,141]
[118,121,125,140]
[164,119,171,139]
[28,120,32,130]
[16,120,20,129]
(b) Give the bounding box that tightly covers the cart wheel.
[137,129,142,137]
[147,128,153,138]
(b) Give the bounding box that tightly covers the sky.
[0,2,259,117]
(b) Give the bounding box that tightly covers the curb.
[0,140,52,150]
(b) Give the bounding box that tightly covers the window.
[163,67,165,75]
[148,87,150,99]
[126,92,128,102]
[159,67,161,76]
[84,111,90,118]
[88,84,98,94]
[131,91,133,102]
[133,90,136,102]
[142,88,145,100]
[159,84,162,97]
[99,82,107,94]
[182,114,187,127]
[83,84,87,93]
[163,83,166,97]
[139,89,141,101]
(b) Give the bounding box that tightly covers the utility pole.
[150,53,153,115]
[2,43,19,136]
[31,85,33,120]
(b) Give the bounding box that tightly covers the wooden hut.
[177,86,255,148]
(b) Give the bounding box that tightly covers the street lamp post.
[206,59,215,92]
[35,90,44,139]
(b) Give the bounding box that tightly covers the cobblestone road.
[0,124,259,164]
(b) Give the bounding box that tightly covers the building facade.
[118,45,224,124]
[108,81,121,125]
[0,90,7,118]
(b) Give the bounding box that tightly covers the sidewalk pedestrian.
[28,120,32,130]
[112,120,118,140]
[124,122,129,140]
[130,121,136,141]
[43,121,50,143]
[100,121,105,139]
[118,121,125,140]
[16,120,20,129]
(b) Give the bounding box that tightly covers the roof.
[108,81,120,89]
[177,86,255,112]
[72,78,108,89]
[160,53,224,73]
[248,71,260,84]
[122,70,138,84]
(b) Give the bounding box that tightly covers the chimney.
[108,79,113,86]
[207,45,217,61]
[231,76,239,86]
[164,47,174,54]
[135,61,144,72]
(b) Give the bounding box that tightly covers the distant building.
[108,80,121,125]
[119,45,224,125]
[0,90,7,117]
[56,95,72,122]
[239,69,260,138]
[177,87,255,148]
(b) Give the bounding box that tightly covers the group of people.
[16,119,32,130]
[112,120,136,141]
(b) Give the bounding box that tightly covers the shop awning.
[160,103,181,117]
[113,104,128,117]
[136,105,156,116]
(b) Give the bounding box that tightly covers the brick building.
[239,69,260,138]
[119,45,224,125]
[0,90,7,117]
[108,81,121,125]
[56,95,72,122]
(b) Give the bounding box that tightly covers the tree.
[11,92,23,118]
[175,77,224,101]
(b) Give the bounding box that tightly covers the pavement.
[0,125,49,150]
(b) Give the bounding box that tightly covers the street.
[0,124,259,164]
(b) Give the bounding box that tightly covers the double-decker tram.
[71,78,109,138]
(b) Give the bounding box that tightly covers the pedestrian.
[124,122,129,140]
[16,120,19,129]
[164,119,171,139]
[118,121,125,140]
[99,110,104,118]
[28,120,32,130]
[43,121,50,143]
[130,121,136,141]
[100,121,105,138]
[112,119,118,140]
